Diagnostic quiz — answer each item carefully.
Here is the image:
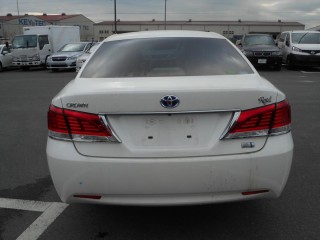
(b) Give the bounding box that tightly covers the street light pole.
[114,0,117,34]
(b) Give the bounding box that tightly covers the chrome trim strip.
[219,111,241,140]
[99,115,122,143]
[48,130,72,141]
[98,109,240,115]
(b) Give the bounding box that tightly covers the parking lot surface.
[0,68,320,240]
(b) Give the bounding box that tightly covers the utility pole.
[114,0,117,33]
[164,0,167,30]
[17,0,21,34]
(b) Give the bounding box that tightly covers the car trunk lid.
[58,74,278,158]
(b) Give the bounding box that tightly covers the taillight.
[270,100,291,135]
[48,105,120,142]
[223,100,291,139]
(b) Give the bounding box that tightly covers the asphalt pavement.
[0,67,319,240]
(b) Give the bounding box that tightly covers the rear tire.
[0,62,3,72]
[52,69,58,72]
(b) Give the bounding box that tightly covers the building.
[94,20,305,41]
[0,13,94,41]
[37,14,94,41]
[1,13,305,43]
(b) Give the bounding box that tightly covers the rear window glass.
[81,37,253,78]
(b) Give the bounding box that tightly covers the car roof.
[244,34,272,36]
[104,30,225,42]
[66,42,92,44]
[284,30,320,33]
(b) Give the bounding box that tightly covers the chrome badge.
[160,95,180,108]
[258,96,272,105]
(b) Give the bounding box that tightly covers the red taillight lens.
[48,105,119,142]
[223,100,291,139]
[63,108,111,137]
[270,100,291,134]
[48,105,69,135]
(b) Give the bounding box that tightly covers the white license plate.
[113,113,229,147]
[258,59,267,64]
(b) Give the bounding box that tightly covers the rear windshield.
[81,37,253,78]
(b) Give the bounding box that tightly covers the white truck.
[11,25,80,70]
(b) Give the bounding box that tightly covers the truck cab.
[11,25,80,70]
[11,34,51,69]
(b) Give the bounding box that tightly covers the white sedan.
[76,42,101,72]
[47,31,293,206]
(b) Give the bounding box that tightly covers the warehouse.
[94,20,305,42]
[1,13,305,43]
[0,13,94,41]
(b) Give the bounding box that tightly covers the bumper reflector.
[241,190,270,196]
[73,195,102,200]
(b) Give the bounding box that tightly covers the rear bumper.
[47,133,293,206]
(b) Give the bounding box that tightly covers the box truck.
[11,25,80,70]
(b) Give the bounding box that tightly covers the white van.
[277,30,320,69]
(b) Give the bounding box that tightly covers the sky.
[0,0,319,28]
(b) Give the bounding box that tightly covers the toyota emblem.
[160,95,180,108]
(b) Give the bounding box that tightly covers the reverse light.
[48,105,120,142]
[222,100,291,139]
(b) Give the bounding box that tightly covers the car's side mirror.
[236,40,242,47]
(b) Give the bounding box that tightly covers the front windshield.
[244,35,275,46]
[12,35,37,49]
[292,33,320,44]
[59,43,87,52]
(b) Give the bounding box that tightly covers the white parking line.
[17,202,68,240]
[0,198,68,240]
[299,80,314,83]
[0,197,52,212]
